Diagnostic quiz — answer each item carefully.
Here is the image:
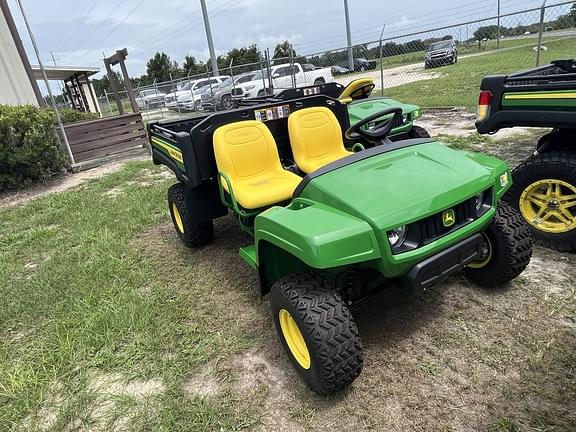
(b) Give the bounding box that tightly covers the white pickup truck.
[231,63,333,102]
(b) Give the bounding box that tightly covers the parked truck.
[231,63,333,104]
[476,59,576,252]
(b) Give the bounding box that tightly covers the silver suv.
[425,39,458,69]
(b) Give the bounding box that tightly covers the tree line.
[92,41,297,95]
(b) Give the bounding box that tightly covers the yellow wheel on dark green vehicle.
[466,233,493,269]
[519,179,576,234]
[278,309,310,369]
[168,183,214,248]
[172,202,185,234]
[463,202,532,287]
[270,272,363,395]
[503,151,576,252]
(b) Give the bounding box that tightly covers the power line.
[81,0,146,58]
[56,0,101,51]
[66,1,126,54]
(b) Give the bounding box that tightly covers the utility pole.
[15,0,74,164]
[200,0,219,76]
[343,0,354,72]
[50,51,67,105]
[496,0,501,49]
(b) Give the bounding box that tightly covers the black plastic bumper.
[403,233,484,290]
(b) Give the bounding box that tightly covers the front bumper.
[402,233,484,290]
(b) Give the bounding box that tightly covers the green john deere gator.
[476,59,576,252]
[149,93,533,395]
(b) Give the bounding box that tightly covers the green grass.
[375,34,566,70]
[0,162,259,430]
[384,36,576,109]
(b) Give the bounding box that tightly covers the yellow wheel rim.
[278,309,311,370]
[519,179,576,234]
[172,203,184,234]
[467,233,493,269]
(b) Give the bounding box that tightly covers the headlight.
[474,192,483,212]
[245,85,256,91]
[387,225,407,247]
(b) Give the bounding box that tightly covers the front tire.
[504,151,576,252]
[270,272,363,395]
[314,78,325,85]
[221,94,234,110]
[168,183,214,248]
[464,202,533,287]
[407,125,431,138]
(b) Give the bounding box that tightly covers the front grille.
[417,197,477,246]
[231,88,243,96]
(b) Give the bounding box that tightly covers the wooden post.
[104,58,124,115]
[84,73,100,115]
[74,74,89,112]
[117,51,139,113]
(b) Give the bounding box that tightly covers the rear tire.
[504,151,576,252]
[464,202,533,287]
[314,78,325,85]
[168,183,214,248]
[407,125,431,139]
[270,272,363,395]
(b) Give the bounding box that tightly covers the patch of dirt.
[0,157,146,208]
[233,349,304,432]
[184,365,222,399]
[417,108,532,139]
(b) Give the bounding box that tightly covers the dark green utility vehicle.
[149,94,532,395]
[476,59,576,251]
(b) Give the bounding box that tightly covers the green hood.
[347,97,421,126]
[299,142,507,231]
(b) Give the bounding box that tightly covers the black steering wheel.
[345,107,403,144]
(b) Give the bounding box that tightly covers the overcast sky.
[8,0,570,80]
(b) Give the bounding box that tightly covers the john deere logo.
[442,209,456,227]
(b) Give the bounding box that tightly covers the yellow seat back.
[338,78,375,103]
[288,107,353,174]
[213,120,301,210]
[214,120,284,182]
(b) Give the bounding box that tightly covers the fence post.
[536,0,547,66]
[496,0,501,49]
[103,89,113,116]
[266,49,274,94]
[378,24,386,96]
[154,82,165,119]
[289,43,296,88]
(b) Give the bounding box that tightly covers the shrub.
[0,105,66,190]
[59,108,99,125]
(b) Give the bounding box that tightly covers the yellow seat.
[338,78,375,103]
[288,107,353,174]
[213,120,301,210]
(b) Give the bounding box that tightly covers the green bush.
[0,105,66,190]
[59,108,99,125]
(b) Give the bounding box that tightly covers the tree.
[217,45,262,73]
[91,71,126,96]
[146,52,180,83]
[273,41,297,63]
[182,54,206,77]
[474,25,499,40]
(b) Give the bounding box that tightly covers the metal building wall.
[0,2,38,105]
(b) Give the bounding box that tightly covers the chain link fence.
[94,1,575,121]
